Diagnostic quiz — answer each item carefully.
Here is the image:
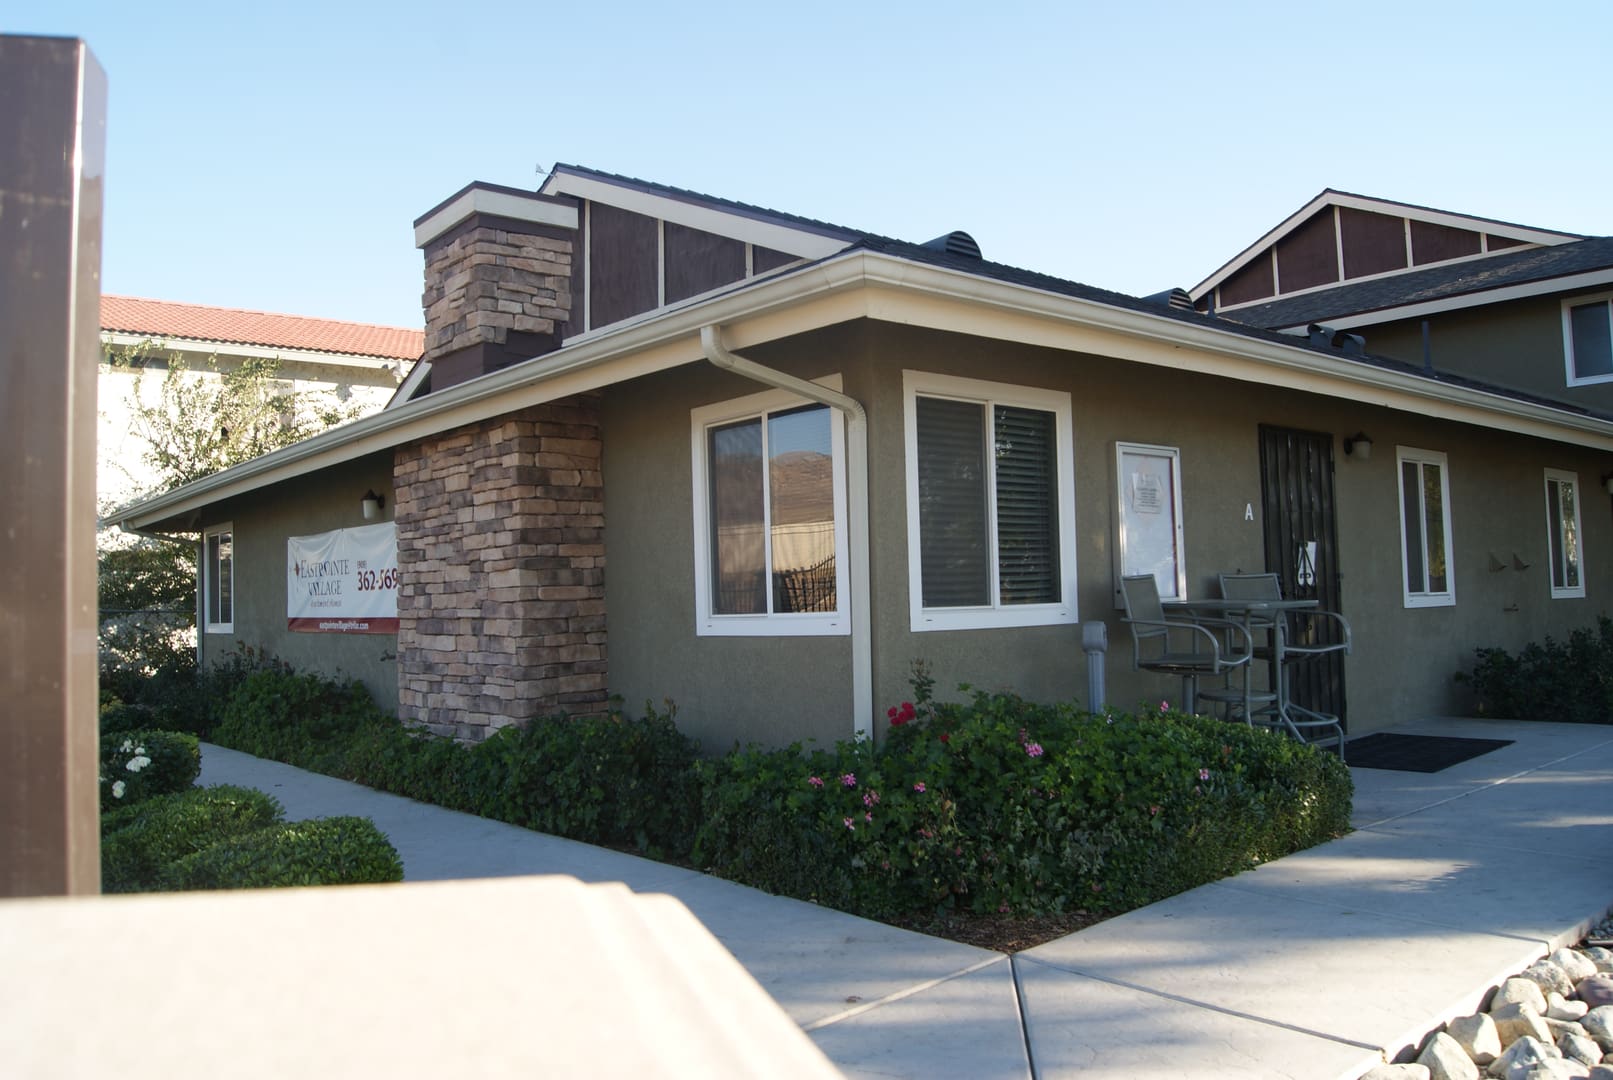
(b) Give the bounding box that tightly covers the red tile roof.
[101,295,423,362]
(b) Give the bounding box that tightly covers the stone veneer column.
[394,396,606,739]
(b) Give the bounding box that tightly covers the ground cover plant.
[202,659,1351,941]
[1457,617,1613,724]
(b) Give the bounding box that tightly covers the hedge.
[102,785,285,892]
[1457,617,1613,724]
[100,729,201,810]
[161,816,404,890]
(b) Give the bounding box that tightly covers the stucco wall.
[602,319,1613,749]
[196,451,399,714]
[1362,292,1613,414]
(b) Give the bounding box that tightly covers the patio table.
[1164,598,1318,738]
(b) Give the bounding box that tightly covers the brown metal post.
[0,35,107,896]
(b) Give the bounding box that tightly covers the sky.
[15,1,1613,331]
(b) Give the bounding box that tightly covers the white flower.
[119,739,134,753]
[111,780,126,799]
[125,755,151,774]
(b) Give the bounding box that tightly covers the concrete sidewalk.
[198,717,1613,1079]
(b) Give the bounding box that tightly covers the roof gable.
[1191,190,1583,314]
[101,296,423,362]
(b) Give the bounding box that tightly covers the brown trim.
[429,334,561,390]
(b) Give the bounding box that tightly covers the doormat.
[1345,733,1513,773]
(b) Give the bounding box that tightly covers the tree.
[97,345,364,685]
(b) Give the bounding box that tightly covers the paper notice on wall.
[1132,472,1163,513]
[287,522,399,633]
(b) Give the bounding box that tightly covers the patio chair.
[1217,572,1351,759]
[1118,574,1259,717]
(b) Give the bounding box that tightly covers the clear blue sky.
[16,1,1612,330]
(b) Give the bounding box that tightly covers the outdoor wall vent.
[920,230,982,260]
[1142,288,1194,311]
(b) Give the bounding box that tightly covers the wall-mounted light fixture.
[1343,432,1373,461]
[1603,473,1613,496]
[361,490,386,521]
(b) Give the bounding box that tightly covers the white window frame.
[689,376,850,637]
[1562,293,1613,386]
[203,523,235,633]
[1544,468,1587,599]
[1396,447,1456,609]
[902,370,1078,632]
[1112,442,1186,606]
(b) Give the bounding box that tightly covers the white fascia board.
[1267,267,1613,332]
[1190,191,1583,301]
[119,250,1613,534]
[101,330,408,373]
[540,171,850,260]
[413,187,579,248]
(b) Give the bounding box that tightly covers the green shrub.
[99,702,158,736]
[100,729,201,810]
[213,668,386,772]
[694,691,1351,920]
[1457,618,1613,724]
[102,785,285,893]
[161,816,404,890]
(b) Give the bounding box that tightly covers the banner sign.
[286,522,399,633]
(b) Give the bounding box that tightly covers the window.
[204,524,234,632]
[1113,443,1185,604]
[903,371,1077,631]
[1544,469,1586,599]
[1563,294,1613,385]
[1396,448,1455,608]
[690,380,849,636]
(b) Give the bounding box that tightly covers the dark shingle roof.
[548,163,871,244]
[842,235,1613,424]
[1220,236,1613,330]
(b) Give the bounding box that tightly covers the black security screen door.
[1258,425,1347,728]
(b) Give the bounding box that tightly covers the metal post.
[1081,621,1109,712]
[0,35,107,896]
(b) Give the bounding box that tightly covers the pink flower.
[807,775,824,788]
[1160,700,1171,712]
[1198,768,1210,781]
[843,817,855,830]
[862,790,881,807]
[1025,742,1044,758]
[919,828,934,839]
[1149,805,1161,816]
[841,773,857,788]
[998,904,1010,914]
[913,781,926,793]
[864,811,873,823]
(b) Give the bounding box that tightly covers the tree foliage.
[98,344,365,683]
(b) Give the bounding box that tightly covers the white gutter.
[119,248,1613,535]
[700,325,873,743]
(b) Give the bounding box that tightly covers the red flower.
[886,701,917,726]
[939,732,950,743]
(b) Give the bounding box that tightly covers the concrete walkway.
[198,717,1613,1079]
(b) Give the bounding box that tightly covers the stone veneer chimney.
[397,183,606,739]
[413,182,580,390]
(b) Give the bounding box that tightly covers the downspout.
[700,325,873,741]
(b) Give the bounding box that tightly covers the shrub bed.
[205,661,1350,926]
[211,669,701,858]
[694,692,1352,919]
[100,729,201,809]
[1457,617,1613,724]
[102,785,284,892]
[161,816,404,890]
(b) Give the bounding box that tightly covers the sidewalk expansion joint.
[799,954,1009,1033]
[1013,954,1385,1054]
[1009,955,1039,1080]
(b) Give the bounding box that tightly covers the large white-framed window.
[1563,293,1613,386]
[902,370,1078,632]
[203,523,234,633]
[690,378,849,636]
[1544,468,1586,599]
[1396,447,1455,608]
[1113,442,1186,605]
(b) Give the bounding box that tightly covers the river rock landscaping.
[1363,921,1613,1080]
